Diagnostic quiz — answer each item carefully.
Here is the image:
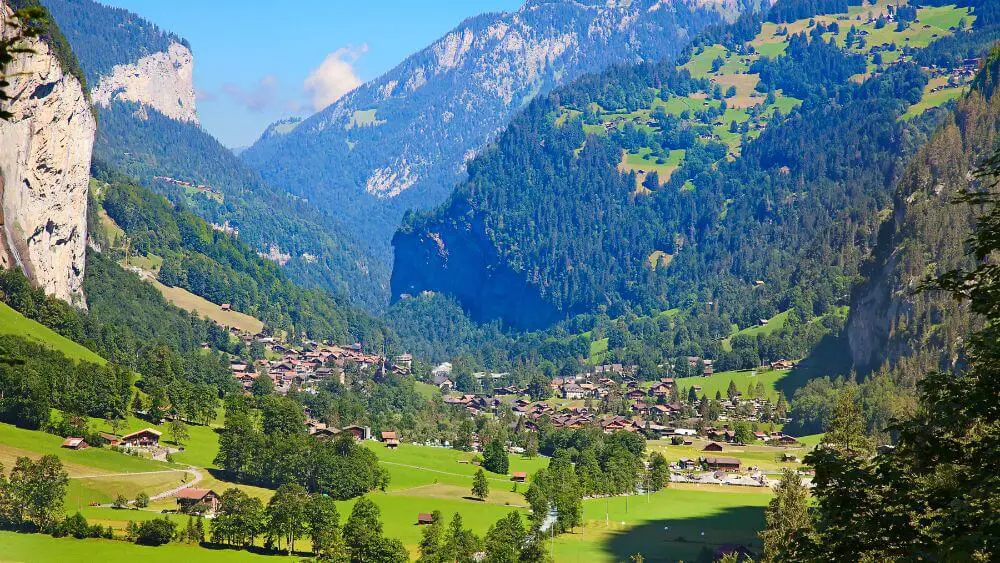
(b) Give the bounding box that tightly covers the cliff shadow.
[583,504,764,563]
[778,333,853,399]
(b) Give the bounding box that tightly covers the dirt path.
[149,466,204,501]
[81,466,204,506]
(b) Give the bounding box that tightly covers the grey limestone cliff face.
[0,5,95,307]
[92,41,199,124]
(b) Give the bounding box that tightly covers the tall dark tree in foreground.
[758,469,812,562]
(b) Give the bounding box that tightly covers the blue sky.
[101,1,524,148]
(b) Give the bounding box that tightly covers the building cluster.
[230,339,413,395]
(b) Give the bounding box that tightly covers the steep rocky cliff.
[244,0,762,257]
[0,3,94,307]
[91,41,198,124]
[846,63,1000,373]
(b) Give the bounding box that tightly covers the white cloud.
[303,45,368,112]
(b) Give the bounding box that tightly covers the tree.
[454,419,474,452]
[8,455,69,529]
[113,493,129,509]
[265,483,308,554]
[306,493,342,556]
[759,469,813,562]
[484,511,527,563]
[250,374,274,398]
[442,513,480,563]
[733,420,754,445]
[343,496,408,563]
[647,452,669,492]
[482,438,509,475]
[822,381,873,457]
[472,469,490,501]
[167,418,189,446]
[727,380,739,400]
[211,488,264,547]
[525,373,551,401]
[134,516,176,546]
[417,510,444,563]
[135,491,150,508]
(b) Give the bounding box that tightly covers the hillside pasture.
[550,487,771,562]
[0,303,105,364]
[672,368,791,402]
[151,280,264,334]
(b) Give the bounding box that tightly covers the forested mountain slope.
[243,0,764,272]
[42,0,387,310]
[393,0,995,334]
[847,41,1000,376]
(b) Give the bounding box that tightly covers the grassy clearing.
[550,487,771,562]
[903,80,966,120]
[85,414,222,470]
[345,109,384,129]
[151,281,264,334]
[672,369,792,402]
[0,303,105,364]
[620,148,686,189]
[647,250,673,270]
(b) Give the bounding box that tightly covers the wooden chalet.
[511,472,527,482]
[121,428,161,448]
[175,488,220,514]
[341,425,371,441]
[703,456,741,472]
[702,442,725,452]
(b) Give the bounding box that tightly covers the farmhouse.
[703,456,741,472]
[512,472,527,482]
[342,425,372,441]
[61,437,88,450]
[702,442,725,452]
[175,488,220,514]
[121,428,161,448]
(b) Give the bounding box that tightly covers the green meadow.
[0,302,105,364]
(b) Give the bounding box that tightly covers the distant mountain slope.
[243,0,760,260]
[391,0,994,331]
[43,0,388,309]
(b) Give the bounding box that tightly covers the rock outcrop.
[0,5,95,307]
[92,42,198,124]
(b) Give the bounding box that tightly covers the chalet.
[175,488,220,514]
[121,428,161,448]
[342,425,371,441]
[511,472,527,483]
[753,431,769,441]
[776,435,799,446]
[702,442,725,452]
[562,383,585,400]
[702,360,714,376]
[703,456,741,472]
[417,513,435,525]
[381,431,400,449]
[221,304,232,311]
[61,437,88,450]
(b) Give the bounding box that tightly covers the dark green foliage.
[0,455,69,532]
[766,0,853,24]
[482,438,509,475]
[0,335,131,428]
[40,0,180,87]
[91,100,387,311]
[215,401,389,498]
[95,166,388,344]
[133,517,176,546]
[9,0,87,93]
[343,497,409,562]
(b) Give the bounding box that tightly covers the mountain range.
[242,0,764,277]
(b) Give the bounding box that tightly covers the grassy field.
[151,281,264,334]
[0,303,105,364]
[647,439,810,473]
[672,368,791,402]
[550,487,771,562]
[903,79,966,120]
[0,531,297,563]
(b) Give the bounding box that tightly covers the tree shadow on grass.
[602,505,765,562]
